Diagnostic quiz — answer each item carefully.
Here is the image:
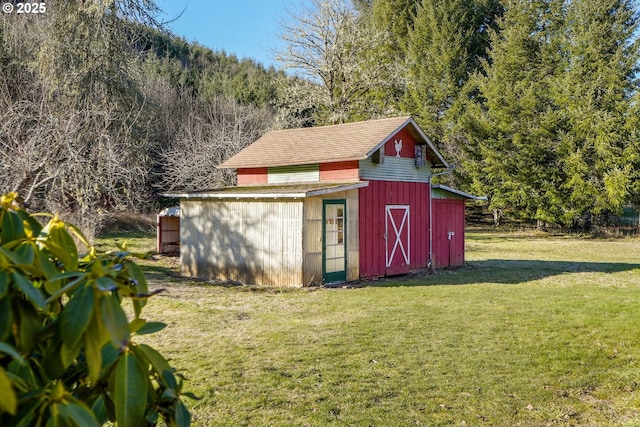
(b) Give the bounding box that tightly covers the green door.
[323,200,347,283]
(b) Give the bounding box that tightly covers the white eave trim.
[305,181,369,196]
[161,182,369,200]
[164,191,309,199]
[432,184,487,200]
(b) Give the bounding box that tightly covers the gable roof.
[218,116,449,169]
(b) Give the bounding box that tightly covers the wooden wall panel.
[157,216,180,253]
[359,156,431,183]
[268,164,320,184]
[319,161,360,182]
[433,199,465,268]
[237,167,268,185]
[358,181,431,278]
[302,189,359,285]
[180,199,304,286]
[383,127,417,158]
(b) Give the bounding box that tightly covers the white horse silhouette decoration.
[394,139,403,157]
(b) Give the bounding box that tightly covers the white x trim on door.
[385,205,410,268]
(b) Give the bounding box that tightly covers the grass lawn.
[101,229,640,426]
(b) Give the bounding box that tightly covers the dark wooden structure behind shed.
[166,116,482,286]
[156,207,180,254]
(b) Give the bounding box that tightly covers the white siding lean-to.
[181,199,304,286]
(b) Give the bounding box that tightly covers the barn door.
[385,205,410,275]
[323,200,347,283]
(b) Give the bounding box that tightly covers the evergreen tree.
[464,0,640,227]
[403,0,502,177]
[405,0,471,140]
[556,0,640,221]
[352,0,419,118]
[463,0,567,225]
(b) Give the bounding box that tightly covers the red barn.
[167,116,482,286]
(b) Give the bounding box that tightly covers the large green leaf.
[135,321,166,336]
[136,344,177,389]
[115,352,148,427]
[101,343,121,375]
[57,399,100,427]
[1,210,25,243]
[99,294,130,349]
[39,253,62,294]
[126,261,148,297]
[173,400,191,427]
[36,238,72,272]
[0,297,12,342]
[60,284,94,349]
[84,324,102,384]
[60,339,82,370]
[90,396,108,425]
[0,367,17,415]
[12,272,46,310]
[7,357,37,390]
[16,300,40,354]
[39,217,78,269]
[0,270,9,298]
[15,243,34,267]
[0,343,26,365]
[51,227,78,271]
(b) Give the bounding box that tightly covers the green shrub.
[0,193,194,426]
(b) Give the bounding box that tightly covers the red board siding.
[237,167,268,185]
[320,161,359,182]
[358,180,430,278]
[433,199,465,268]
[238,162,359,185]
[383,127,417,158]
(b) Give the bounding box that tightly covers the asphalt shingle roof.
[218,116,448,169]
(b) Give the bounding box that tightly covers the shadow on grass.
[368,259,640,287]
[136,256,640,289]
[141,264,181,283]
[138,261,272,290]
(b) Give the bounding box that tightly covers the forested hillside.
[1,0,639,237]
[0,1,286,238]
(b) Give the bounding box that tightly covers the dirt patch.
[98,212,156,235]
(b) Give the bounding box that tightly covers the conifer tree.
[556,0,640,221]
[463,0,567,225]
[403,0,502,172]
[464,0,640,227]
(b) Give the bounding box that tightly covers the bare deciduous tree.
[0,1,162,239]
[275,0,398,124]
[157,94,274,191]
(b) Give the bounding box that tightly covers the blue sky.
[155,0,306,69]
